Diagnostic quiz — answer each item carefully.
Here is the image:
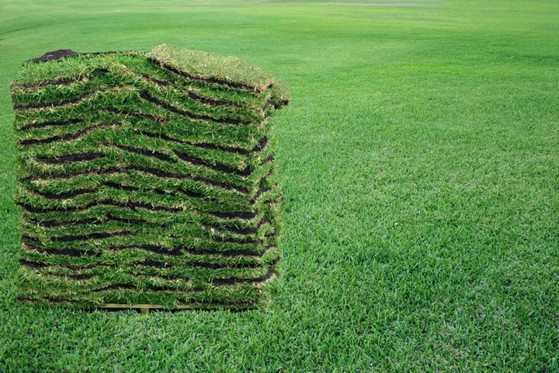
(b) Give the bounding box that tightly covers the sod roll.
[11,44,289,310]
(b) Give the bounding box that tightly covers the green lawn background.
[0,0,558,371]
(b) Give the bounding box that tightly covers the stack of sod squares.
[11,44,289,310]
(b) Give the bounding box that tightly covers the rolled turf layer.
[11,44,289,310]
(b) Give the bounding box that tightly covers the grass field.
[1,0,558,371]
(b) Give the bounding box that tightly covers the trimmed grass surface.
[1,0,558,370]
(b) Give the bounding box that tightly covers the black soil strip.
[18,122,121,146]
[105,213,170,228]
[31,187,97,200]
[147,277,196,287]
[66,273,97,280]
[138,259,172,268]
[18,296,79,304]
[129,165,249,193]
[249,168,274,205]
[253,137,269,152]
[22,243,101,257]
[28,211,169,228]
[211,256,279,285]
[198,154,272,188]
[102,181,142,192]
[185,245,270,257]
[49,230,132,243]
[139,91,246,125]
[43,295,80,303]
[104,107,166,123]
[260,153,275,167]
[193,260,261,269]
[267,97,289,110]
[109,243,273,258]
[19,260,96,271]
[23,240,260,260]
[14,68,109,90]
[148,284,200,292]
[187,90,239,108]
[15,76,80,89]
[93,283,137,292]
[22,267,95,280]
[19,259,48,268]
[78,51,120,57]
[115,144,177,163]
[197,135,267,154]
[14,89,103,110]
[138,258,261,269]
[209,210,258,220]
[263,98,274,111]
[174,150,252,176]
[19,258,261,273]
[138,71,241,108]
[26,216,100,227]
[250,185,271,206]
[15,66,244,110]
[143,75,250,108]
[204,215,270,235]
[17,296,254,309]
[210,235,263,245]
[36,152,105,164]
[21,234,41,247]
[102,180,206,199]
[192,176,248,194]
[19,118,81,130]
[139,72,169,87]
[138,130,266,156]
[249,188,265,205]
[149,59,271,93]
[110,244,182,256]
[18,198,182,214]
[28,179,205,202]
[23,164,248,193]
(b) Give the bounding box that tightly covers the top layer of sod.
[148,44,274,93]
[13,45,290,100]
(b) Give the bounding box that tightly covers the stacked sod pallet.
[11,44,289,310]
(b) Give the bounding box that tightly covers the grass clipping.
[10,44,290,311]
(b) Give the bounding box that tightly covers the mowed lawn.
[1,0,558,371]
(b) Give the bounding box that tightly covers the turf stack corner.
[11,44,290,311]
